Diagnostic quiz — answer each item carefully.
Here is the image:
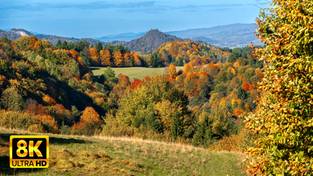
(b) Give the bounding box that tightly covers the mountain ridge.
[0,23,262,50]
[0,29,102,45]
[98,23,262,48]
[168,23,262,48]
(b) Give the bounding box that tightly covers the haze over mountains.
[0,28,100,45]
[169,23,262,48]
[98,23,262,48]
[0,23,262,52]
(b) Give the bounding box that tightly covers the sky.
[0,0,270,38]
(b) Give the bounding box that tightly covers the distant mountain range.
[98,23,262,48]
[98,32,144,42]
[169,23,262,48]
[0,28,101,45]
[0,23,262,52]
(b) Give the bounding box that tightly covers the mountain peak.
[10,28,33,36]
[126,29,180,52]
[146,29,162,34]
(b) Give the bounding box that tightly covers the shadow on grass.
[0,133,89,145]
[0,155,46,175]
[0,132,91,175]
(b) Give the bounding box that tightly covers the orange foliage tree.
[88,48,99,65]
[113,50,123,66]
[99,49,111,66]
[72,107,102,135]
[183,63,192,75]
[132,52,142,66]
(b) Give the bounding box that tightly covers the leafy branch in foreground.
[245,0,313,175]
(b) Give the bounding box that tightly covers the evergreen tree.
[96,42,103,52]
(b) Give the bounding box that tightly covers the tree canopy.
[245,0,313,175]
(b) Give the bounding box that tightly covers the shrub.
[0,87,25,111]
[35,114,59,133]
[71,107,102,135]
[0,110,57,133]
[0,110,40,130]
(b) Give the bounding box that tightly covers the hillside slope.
[0,128,245,176]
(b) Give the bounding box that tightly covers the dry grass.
[92,67,183,80]
[0,128,245,176]
[94,135,206,153]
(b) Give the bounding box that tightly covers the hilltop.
[125,29,181,53]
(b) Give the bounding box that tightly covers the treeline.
[55,40,229,67]
[56,40,144,67]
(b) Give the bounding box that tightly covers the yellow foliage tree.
[245,0,313,175]
[167,64,177,80]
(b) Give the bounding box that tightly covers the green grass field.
[92,67,183,80]
[0,129,245,176]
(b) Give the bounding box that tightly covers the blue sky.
[0,0,269,38]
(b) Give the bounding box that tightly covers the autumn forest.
[0,0,312,175]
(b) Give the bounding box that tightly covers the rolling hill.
[0,128,245,176]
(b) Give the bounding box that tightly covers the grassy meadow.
[0,129,245,176]
[92,67,184,80]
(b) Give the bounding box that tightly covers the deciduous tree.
[245,0,313,175]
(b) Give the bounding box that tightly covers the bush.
[71,107,102,135]
[209,129,255,152]
[0,87,25,111]
[0,110,57,133]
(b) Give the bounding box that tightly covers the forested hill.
[0,36,262,147]
[125,29,181,53]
